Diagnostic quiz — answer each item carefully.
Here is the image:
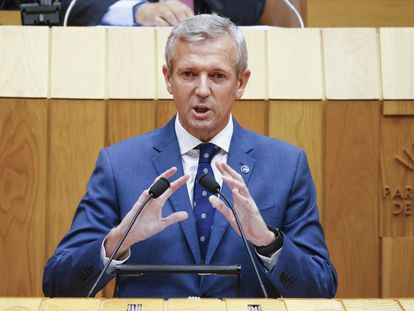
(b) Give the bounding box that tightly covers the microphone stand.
[87,178,170,297]
[199,174,269,298]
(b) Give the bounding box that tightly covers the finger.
[158,174,190,200]
[232,187,252,213]
[209,196,233,222]
[209,196,240,235]
[222,174,250,197]
[158,166,177,180]
[153,16,170,26]
[162,211,188,227]
[221,162,244,183]
[174,5,193,21]
[159,7,180,25]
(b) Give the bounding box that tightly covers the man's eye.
[182,72,194,78]
[211,73,225,79]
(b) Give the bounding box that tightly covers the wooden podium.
[1,298,413,310]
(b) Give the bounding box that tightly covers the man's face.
[163,35,250,142]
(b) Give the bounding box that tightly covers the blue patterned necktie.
[193,143,219,262]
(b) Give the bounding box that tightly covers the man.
[43,14,337,298]
[62,0,265,26]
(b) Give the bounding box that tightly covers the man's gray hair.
[165,14,248,77]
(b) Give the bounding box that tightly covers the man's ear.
[163,65,173,95]
[234,69,251,99]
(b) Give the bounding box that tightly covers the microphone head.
[149,177,170,198]
[199,173,220,194]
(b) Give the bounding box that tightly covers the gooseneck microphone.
[87,177,170,297]
[199,174,269,298]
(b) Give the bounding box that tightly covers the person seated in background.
[61,0,305,27]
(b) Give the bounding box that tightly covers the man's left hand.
[209,162,275,247]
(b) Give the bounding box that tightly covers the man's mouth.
[194,107,209,114]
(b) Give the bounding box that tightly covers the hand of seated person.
[136,0,194,26]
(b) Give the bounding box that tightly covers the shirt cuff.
[101,236,131,274]
[100,0,147,26]
[256,246,283,271]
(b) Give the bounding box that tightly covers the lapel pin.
[240,164,250,174]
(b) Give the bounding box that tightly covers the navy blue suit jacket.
[43,117,337,298]
[62,0,265,26]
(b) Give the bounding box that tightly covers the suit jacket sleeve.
[219,0,265,25]
[62,0,118,26]
[43,149,120,297]
[266,151,337,297]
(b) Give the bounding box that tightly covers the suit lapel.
[152,117,201,264]
[205,120,256,264]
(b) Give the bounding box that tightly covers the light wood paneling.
[322,28,380,100]
[108,28,156,99]
[39,298,102,311]
[166,299,225,311]
[308,0,414,28]
[0,98,47,297]
[341,299,402,310]
[398,299,414,310]
[101,299,164,311]
[325,101,380,298]
[47,100,105,257]
[383,101,414,116]
[156,27,173,100]
[268,101,324,220]
[380,28,414,100]
[283,299,344,310]
[50,28,106,99]
[0,298,43,310]
[0,26,48,98]
[226,298,286,311]
[267,28,323,100]
[382,237,414,297]
[240,28,266,99]
[108,100,156,145]
[232,100,268,135]
[380,114,414,237]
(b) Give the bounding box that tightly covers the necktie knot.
[198,143,218,164]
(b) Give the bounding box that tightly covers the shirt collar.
[175,113,233,155]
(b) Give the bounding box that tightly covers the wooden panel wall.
[0,27,413,300]
[0,99,47,296]
[308,0,414,27]
[325,101,380,298]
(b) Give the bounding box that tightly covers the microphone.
[87,177,170,297]
[199,174,269,298]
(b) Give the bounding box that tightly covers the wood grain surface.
[380,113,414,237]
[47,100,105,258]
[0,98,47,296]
[268,101,324,220]
[322,28,380,100]
[325,101,380,297]
[0,27,49,98]
[108,100,156,145]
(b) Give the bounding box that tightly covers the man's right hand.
[135,0,194,26]
[104,167,189,259]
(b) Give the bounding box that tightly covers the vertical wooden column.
[47,100,106,257]
[0,99,47,296]
[380,28,414,297]
[325,101,380,297]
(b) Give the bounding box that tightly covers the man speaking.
[43,14,337,298]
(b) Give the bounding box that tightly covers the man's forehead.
[171,35,237,63]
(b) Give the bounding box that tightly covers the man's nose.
[195,74,211,98]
